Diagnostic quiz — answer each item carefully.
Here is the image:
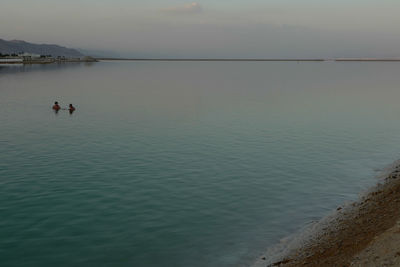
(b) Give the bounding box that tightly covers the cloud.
[162,2,203,15]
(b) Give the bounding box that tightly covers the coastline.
[97,58,400,62]
[253,161,400,267]
[4,58,400,64]
[0,57,97,65]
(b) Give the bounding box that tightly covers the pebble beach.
[254,161,400,267]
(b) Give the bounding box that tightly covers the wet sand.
[254,162,400,267]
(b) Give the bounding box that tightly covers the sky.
[1,0,400,58]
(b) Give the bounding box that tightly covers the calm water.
[1,61,400,266]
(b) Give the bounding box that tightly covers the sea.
[1,61,400,267]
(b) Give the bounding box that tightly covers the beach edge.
[253,160,400,267]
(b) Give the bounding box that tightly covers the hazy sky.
[1,0,400,57]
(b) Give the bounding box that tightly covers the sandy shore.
[253,161,400,267]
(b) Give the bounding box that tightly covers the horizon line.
[96,57,400,62]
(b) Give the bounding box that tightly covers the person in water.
[52,101,61,111]
[68,104,76,114]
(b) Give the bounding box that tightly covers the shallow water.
[1,61,400,266]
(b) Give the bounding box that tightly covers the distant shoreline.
[97,58,400,62]
[0,58,97,65]
[3,58,400,64]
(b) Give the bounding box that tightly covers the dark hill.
[0,39,83,57]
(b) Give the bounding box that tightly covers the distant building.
[19,52,41,61]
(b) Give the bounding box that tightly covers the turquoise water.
[1,61,400,266]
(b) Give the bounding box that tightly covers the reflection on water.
[0,62,93,75]
[1,61,400,267]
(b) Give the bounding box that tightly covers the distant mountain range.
[0,39,83,57]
